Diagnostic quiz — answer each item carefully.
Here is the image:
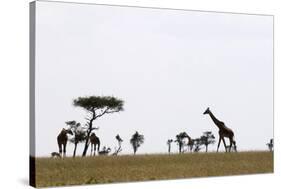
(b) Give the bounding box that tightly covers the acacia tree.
[130,131,144,155]
[66,120,87,158]
[267,138,273,152]
[167,139,173,154]
[73,96,124,156]
[112,134,123,156]
[200,131,215,152]
[175,132,188,153]
[193,138,202,152]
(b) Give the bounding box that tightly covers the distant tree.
[267,138,274,152]
[98,146,111,155]
[73,96,124,156]
[175,132,188,153]
[200,131,216,152]
[130,131,144,155]
[167,139,173,154]
[112,134,123,156]
[66,120,87,158]
[193,138,203,152]
[184,134,194,152]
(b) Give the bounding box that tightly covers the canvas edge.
[30,1,36,188]
[36,0,274,17]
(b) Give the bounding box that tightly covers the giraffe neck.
[59,130,67,138]
[208,111,224,130]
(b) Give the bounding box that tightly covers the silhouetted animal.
[57,128,73,157]
[90,133,100,156]
[203,107,236,152]
[51,152,61,158]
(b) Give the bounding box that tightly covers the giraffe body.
[90,133,100,156]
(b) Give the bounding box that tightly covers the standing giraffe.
[57,128,73,157]
[90,132,100,156]
[203,107,236,152]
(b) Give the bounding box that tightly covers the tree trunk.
[82,131,90,156]
[133,146,136,155]
[168,145,171,154]
[82,114,95,157]
[73,143,77,158]
[206,145,208,152]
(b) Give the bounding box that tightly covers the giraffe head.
[91,132,96,137]
[203,107,210,115]
[65,129,73,135]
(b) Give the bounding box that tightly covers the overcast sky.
[34,1,273,157]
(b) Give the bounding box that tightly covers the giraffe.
[57,128,73,157]
[90,132,100,156]
[203,107,236,152]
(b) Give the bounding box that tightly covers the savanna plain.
[35,151,273,187]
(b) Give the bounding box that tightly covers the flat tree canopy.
[73,96,124,113]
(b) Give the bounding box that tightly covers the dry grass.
[35,151,273,187]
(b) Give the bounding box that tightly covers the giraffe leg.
[229,138,233,152]
[222,138,227,152]
[63,143,67,158]
[58,144,62,157]
[233,141,237,152]
[94,144,96,156]
[217,137,222,152]
[90,143,93,156]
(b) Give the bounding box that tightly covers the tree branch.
[90,127,99,132]
[106,109,121,114]
[95,107,110,119]
[95,108,121,119]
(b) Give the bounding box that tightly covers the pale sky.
[34,0,273,157]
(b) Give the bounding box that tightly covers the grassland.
[35,151,273,187]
